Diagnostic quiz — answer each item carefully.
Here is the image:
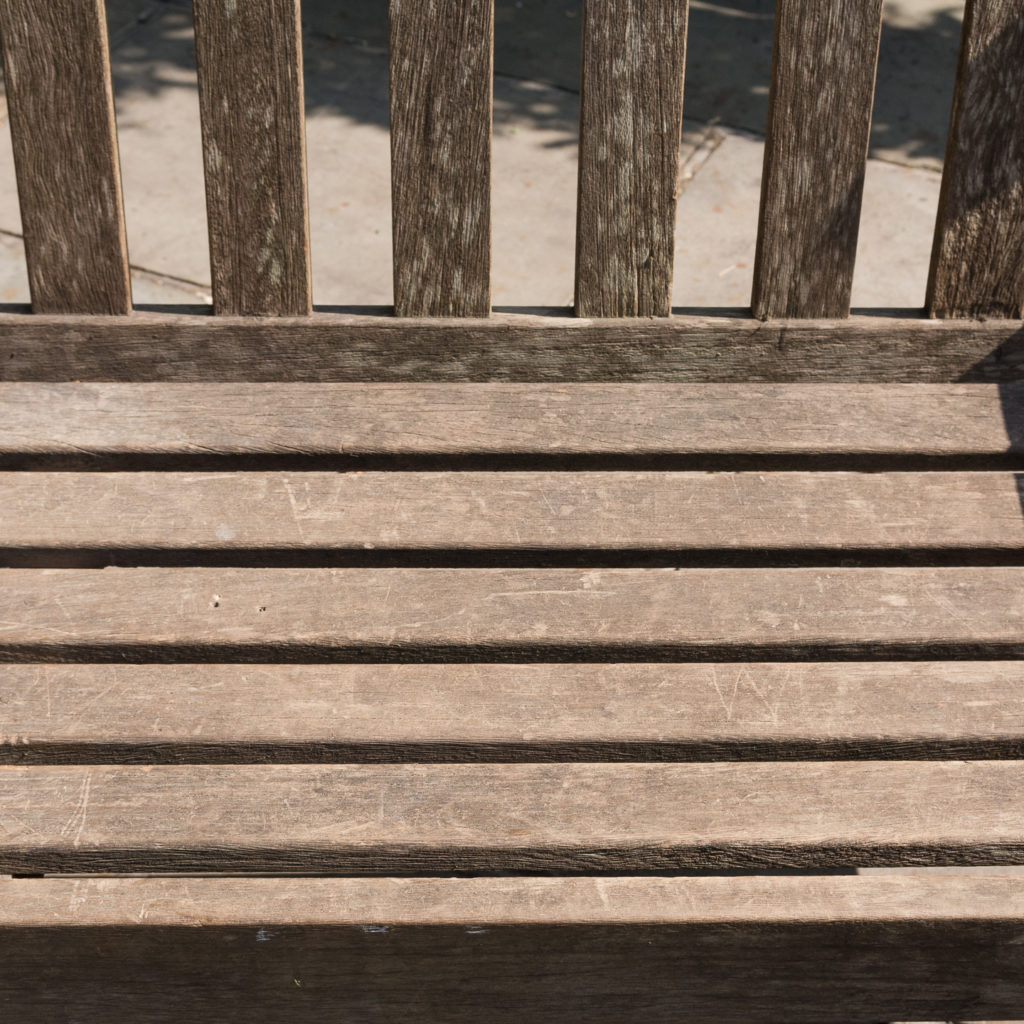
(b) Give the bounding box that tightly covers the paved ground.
[0,0,964,308]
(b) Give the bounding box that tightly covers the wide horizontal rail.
[3,382,1021,470]
[2,662,1023,763]
[3,875,1023,1022]
[0,312,1022,381]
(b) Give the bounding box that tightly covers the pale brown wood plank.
[389,0,492,316]
[927,0,1024,319]
[575,0,688,317]
[0,0,130,314]
[2,762,1024,871]
[192,0,311,315]
[752,0,884,319]
[3,876,1024,1023]
[3,662,1023,763]
[4,471,1024,558]
[2,383,1021,467]
[2,567,1024,661]
[0,312,1022,382]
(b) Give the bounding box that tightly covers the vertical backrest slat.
[389,0,493,318]
[752,0,884,319]
[926,0,1024,320]
[0,0,131,315]
[193,0,311,316]
[575,0,688,318]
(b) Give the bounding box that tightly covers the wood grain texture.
[3,567,1024,661]
[0,0,130,314]
[927,0,1024,319]
[3,383,1023,468]
[389,0,492,316]
[3,662,1024,763]
[0,312,1022,382]
[4,471,1024,560]
[193,0,311,315]
[575,0,688,317]
[3,761,1024,872]
[3,876,1024,1023]
[752,0,884,319]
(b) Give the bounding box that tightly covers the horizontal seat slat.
[2,567,1024,661]
[3,471,1024,562]
[2,762,1024,872]
[2,662,1023,763]
[3,383,1020,468]
[4,876,1024,1023]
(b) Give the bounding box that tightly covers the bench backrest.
[0,0,1020,327]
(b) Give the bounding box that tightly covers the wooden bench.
[2,0,1024,1020]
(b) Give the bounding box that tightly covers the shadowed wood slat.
[389,0,492,316]
[752,0,884,319]
[2,762,1024,872]
[3,876,1024,1023]
[575,0,688,317]
[927,0,1024,319]
[3,662,1023,763]
[3,383,1022,467]
[0,312,1022,382]
[3,567,1024,661]
[0,0,130,314]
[193,0,311,315]
[4,471,1024,558]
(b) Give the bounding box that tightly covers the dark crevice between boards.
[7,547,1024,569]
[4,868,861,879]
[5,643,1024,663]
[4,738,1024,765]
[5,842,1021,874]
[7,453,1024,472]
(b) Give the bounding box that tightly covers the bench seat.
[2,381,1023,1021]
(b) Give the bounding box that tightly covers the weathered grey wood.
[752,0,884,319]
[927,0,1024,319]
[0,312,1022,382]
[389,0,492,316]
[192,0,311,315]
[575,0,688,317]
[3,662,1024,763]
[4,471,1024,558]
[3,567,1024,661]
[3,383,1022,467]
[3,761,1024,871]
[0,0,131,314]
[3,876,1024,1023]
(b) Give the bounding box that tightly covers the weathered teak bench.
[2,0,1024,1020]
